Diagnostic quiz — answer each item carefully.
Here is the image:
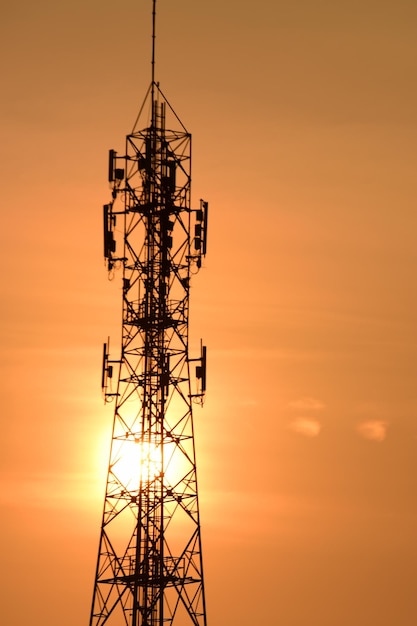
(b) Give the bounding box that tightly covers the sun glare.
[111,438,162,490]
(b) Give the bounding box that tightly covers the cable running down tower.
[89,3,209,625]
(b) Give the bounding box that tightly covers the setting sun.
[108,436,162,491]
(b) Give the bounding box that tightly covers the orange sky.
[1,1,417,624]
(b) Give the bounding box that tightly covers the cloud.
[356,420,388,442]
[287,396,324,437]
[288,397,325,411]
[289,417,322,438]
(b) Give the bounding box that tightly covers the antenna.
[151,0,156,123]
[152,0,156,84]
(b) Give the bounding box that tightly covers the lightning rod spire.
[151,0,156,124]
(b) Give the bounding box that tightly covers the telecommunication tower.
[89,2,209,625]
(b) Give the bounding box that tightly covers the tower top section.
[131,0,188,134]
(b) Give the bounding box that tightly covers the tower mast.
[89,2,209,624]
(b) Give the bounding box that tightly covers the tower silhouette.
[89,3,208,625]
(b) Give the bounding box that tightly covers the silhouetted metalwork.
[89,4,208,625]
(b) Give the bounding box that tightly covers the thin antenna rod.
[152,0,156,82]
[151,0,156,126]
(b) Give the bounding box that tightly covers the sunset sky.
[1,0,417,624]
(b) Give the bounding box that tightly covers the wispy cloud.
[287,396,324,437]
[287,396,325,411]
[289,417,322,438]
[356,420,388,442]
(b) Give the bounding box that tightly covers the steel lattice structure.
[89,71,208,626]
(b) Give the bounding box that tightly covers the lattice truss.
[90,87,208,626]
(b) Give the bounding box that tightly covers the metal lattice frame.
[90,85,208,626]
